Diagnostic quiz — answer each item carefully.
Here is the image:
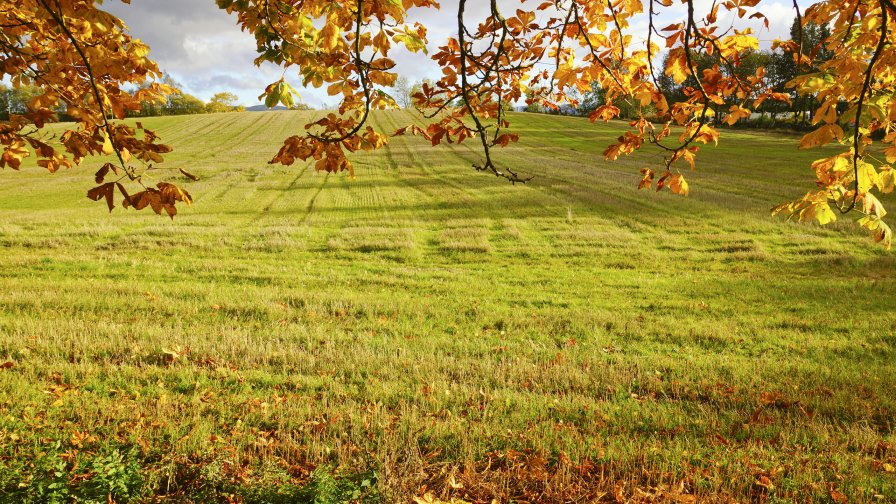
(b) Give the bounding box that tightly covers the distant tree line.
[525,18,834,131]
[130,90,250,117]
[128,76,245,117]
[0,75,315,120]
[0,84,42,120]
[1,85,243,120]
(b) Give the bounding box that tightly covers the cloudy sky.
[103,0,799,108]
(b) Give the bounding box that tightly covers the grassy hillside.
[0,111,894,502]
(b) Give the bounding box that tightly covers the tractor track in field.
[250,112,323,223]
[373,113,492,211]
[373,113,446,204]
[199,112,323,221]
[299,172,330,224]
[149,111,254,147]
[381,111,568,220]
[252,167,310,223]
[217,112,276,152]
[502,138,720,220]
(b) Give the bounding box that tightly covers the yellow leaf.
[679,149,697,170]
[412,495,471,504]
[876,165,894,193]
[814,202,836,225]
[862,193,887,218]
[798,198,836,225]
[724,106,751,126]
[858,215,892,249]
[799,124,843,149]
[874,220,893,249]
[102,134,113,155]
[664,47,689,85]
[638,168,654,190]
[1,141,30,170]
[857,161,877,194]
[669,173,689,196]
[320,21,340,51]
[831,156,851,173]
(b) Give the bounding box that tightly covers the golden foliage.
[0,0,188,214]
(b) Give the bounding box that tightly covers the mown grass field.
[0,110,894,503]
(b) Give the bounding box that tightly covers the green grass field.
[1,110,894,503]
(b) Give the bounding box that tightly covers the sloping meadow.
[0,111,894,502]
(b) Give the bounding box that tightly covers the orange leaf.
[87,182,116,212]
[638,168,654,189]
[179,168,200,181]
[799,124,843,149]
